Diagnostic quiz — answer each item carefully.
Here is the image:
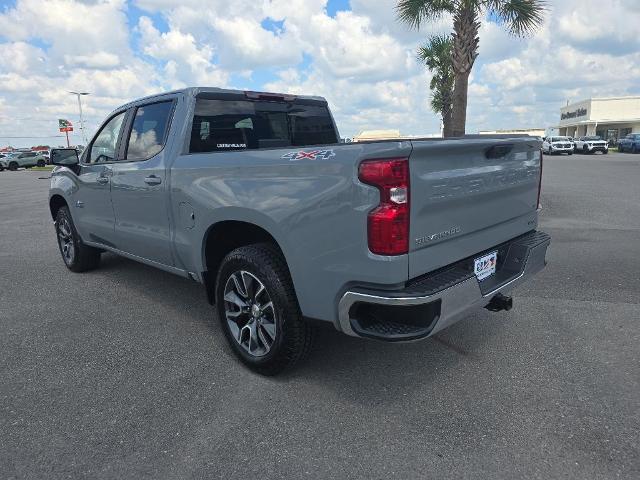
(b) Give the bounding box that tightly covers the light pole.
[69,91,90,145]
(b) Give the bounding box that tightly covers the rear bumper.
[337,230,550,341]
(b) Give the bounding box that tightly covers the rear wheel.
[55,206,101,272]
[37,159,45,167]
[8,162,18,171]
[215,243,314,375]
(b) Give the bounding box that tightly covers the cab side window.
[88,112,126,163]
[124,101,174,161]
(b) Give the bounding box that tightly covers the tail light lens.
[537,149,543,209]
[358,158,409,255]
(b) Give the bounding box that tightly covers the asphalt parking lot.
[1,152,639,479]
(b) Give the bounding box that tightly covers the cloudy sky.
[0,0,639,147]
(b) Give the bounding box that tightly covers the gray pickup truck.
[49,87,550,374]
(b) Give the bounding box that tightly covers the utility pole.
[69,91,90,145]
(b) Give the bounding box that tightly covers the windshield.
[551,137,569,142]
[584,136,601,141]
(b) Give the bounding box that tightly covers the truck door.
[109,99,175,266]
[71,111,127,246]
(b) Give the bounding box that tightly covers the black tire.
[633,145,639,154]
[55,206,101,272]
[37,160,45,167]
[215,243,314,375]
[603,149,608,155]
[8,162,18,171]
[568,151,573,155]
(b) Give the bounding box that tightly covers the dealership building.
[557,95,640,142]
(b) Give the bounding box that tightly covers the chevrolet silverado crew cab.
[49,87,550,375]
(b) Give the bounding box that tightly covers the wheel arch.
[49,194,68,221]
[201,220,291,305]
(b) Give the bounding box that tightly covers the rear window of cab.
[189,97,337,153]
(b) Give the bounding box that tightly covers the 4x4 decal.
[282,150,335,161]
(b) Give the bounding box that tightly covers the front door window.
[88,112,126,163]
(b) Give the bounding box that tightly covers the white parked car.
[574,136,608,154]
[542,136,574,155]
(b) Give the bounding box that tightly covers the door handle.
[144,175,162,186]
[96,176,109,185]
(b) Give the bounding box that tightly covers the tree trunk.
[443,104,454,138]
[451,3,480,137]
[451,72,469,137]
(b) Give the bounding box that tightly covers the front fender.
[49,168,79,218]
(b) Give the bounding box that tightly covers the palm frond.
[396,0,456,30]
[417,34,452,70]
[484,0,547,36]
[417,35,454,117]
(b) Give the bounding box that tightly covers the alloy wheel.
[223,270,277,357]
[57,216,75,265]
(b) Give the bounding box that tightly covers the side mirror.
[51,148,79,166]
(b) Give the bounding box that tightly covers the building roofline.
[563,95,640,109]
[556,118,640,128]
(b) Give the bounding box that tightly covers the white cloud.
[137,16,228,88]
[63,52,121,69]
[0,0,639,147]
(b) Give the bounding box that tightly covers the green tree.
[418,35,454,137]
[397,0,546,136]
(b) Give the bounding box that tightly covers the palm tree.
[397,0,546,136]
[418,35,454,137]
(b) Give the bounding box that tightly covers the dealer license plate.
[474,251,497,281]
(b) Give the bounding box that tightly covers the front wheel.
[8,162,18,171]
[55,206,101,272]
[37,160,46,167]
[215,243,314,375]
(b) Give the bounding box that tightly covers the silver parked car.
[0,151,47,171]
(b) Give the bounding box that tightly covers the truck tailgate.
[408,137,542,279]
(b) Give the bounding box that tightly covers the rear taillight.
[358,157,409,255]
[537,149,543,209]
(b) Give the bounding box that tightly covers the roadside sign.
[58,119,73,146]
[58,119,73,132]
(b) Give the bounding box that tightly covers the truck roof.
[114,87,328,112]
